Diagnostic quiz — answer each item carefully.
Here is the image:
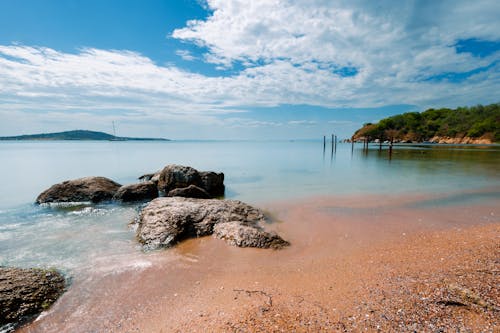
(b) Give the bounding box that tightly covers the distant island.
[352,103,499,144]
[0,130,169,141]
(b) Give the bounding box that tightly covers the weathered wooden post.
[389,137,393,159]
[331,134,334,155]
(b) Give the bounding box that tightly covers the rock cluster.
[0,267,66,328]
[35,164,225,204]
[135,197,289,250]
[35,164,288,251]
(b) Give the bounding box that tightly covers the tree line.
[353,103,499,142]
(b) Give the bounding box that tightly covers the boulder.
[199,171,225,197]
[167,185,210,199]
[36,177,121,204]
[0,267,65,328]
[213,222,289,249]
[157,165,203,194]
[135,197,289,250]
[156,165,225,198]
[113,181,158,202]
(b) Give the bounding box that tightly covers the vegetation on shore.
[0,130,169,141]
[353,103,500,143]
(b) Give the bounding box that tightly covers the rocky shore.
[36,164,226,204]
[351,135,494,145]
[428,135,494,144]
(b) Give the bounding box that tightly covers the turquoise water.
[0,141,499,271]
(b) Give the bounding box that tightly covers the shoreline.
[18,191,499,332]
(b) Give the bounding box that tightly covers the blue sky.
[0,0,499,139]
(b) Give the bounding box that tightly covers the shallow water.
[0,141,499,273]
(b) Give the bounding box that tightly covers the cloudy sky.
[0,0,499,139]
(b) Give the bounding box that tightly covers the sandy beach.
[19,190,499,332]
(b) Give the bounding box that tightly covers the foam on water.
[0,202,139,273]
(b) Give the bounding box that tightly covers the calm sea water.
[0,140,499,272]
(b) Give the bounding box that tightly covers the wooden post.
[331,134,334,155]
[389,137,393,159]
[323,135,326,159]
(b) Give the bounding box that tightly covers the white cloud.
[172,0,500,107]
[222,117,282,128]
[328,120,355,125]
[0,1,499,138]
[175,49,197,61]
[288,120,317,126]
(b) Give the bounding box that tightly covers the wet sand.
[19,190,499,332]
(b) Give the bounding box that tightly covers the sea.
[0,140,499,274]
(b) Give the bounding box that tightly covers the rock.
[138,173,154,182]
[213,222,290,249]
[138,171,161,184]
[36,177,121,204]
[167,185,210,199]
[136,197,288,250]
[156,165,225,198]
[199,171,225,197]
[157,165,203,194]
[0,267,65,328]
[113,181,158,202]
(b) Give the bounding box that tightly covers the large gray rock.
[0,267,65,328]
[156,165,225,198]
[135,197,289,250]
[113,181,158,202]
[36,177,121,204]
[167,185,210,199]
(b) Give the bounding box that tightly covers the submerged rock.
[0,267,66,328]
[157,164,225,198]
[167,185,211,199]
[36,176,121,204]
[113,181,158,202]
[136,197,288,250]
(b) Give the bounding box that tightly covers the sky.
[0,0,499,140]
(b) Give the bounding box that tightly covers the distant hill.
[352,103,499,144]
[0,130,169,141]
